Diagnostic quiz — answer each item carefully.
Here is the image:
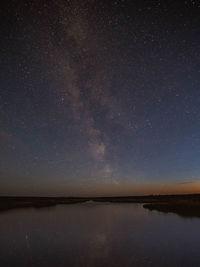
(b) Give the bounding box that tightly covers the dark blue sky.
[1,0,200,196]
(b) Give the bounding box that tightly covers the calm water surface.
[0,202,200,267]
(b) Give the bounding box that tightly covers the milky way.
[1,1,200,196]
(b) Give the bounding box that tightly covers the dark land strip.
[1,194,200,218]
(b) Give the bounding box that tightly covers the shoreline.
[1,194,200,218]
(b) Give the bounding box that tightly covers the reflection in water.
[0,203,200,267]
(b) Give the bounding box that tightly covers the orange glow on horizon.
[74,181,200,197]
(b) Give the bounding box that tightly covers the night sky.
[1,0,200,196]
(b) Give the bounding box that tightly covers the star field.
[1,0,200,196]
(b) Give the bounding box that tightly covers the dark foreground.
[1,194,200,218]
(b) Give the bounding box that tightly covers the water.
[0,202,200,267]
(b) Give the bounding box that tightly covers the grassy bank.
[143,199,200,218]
